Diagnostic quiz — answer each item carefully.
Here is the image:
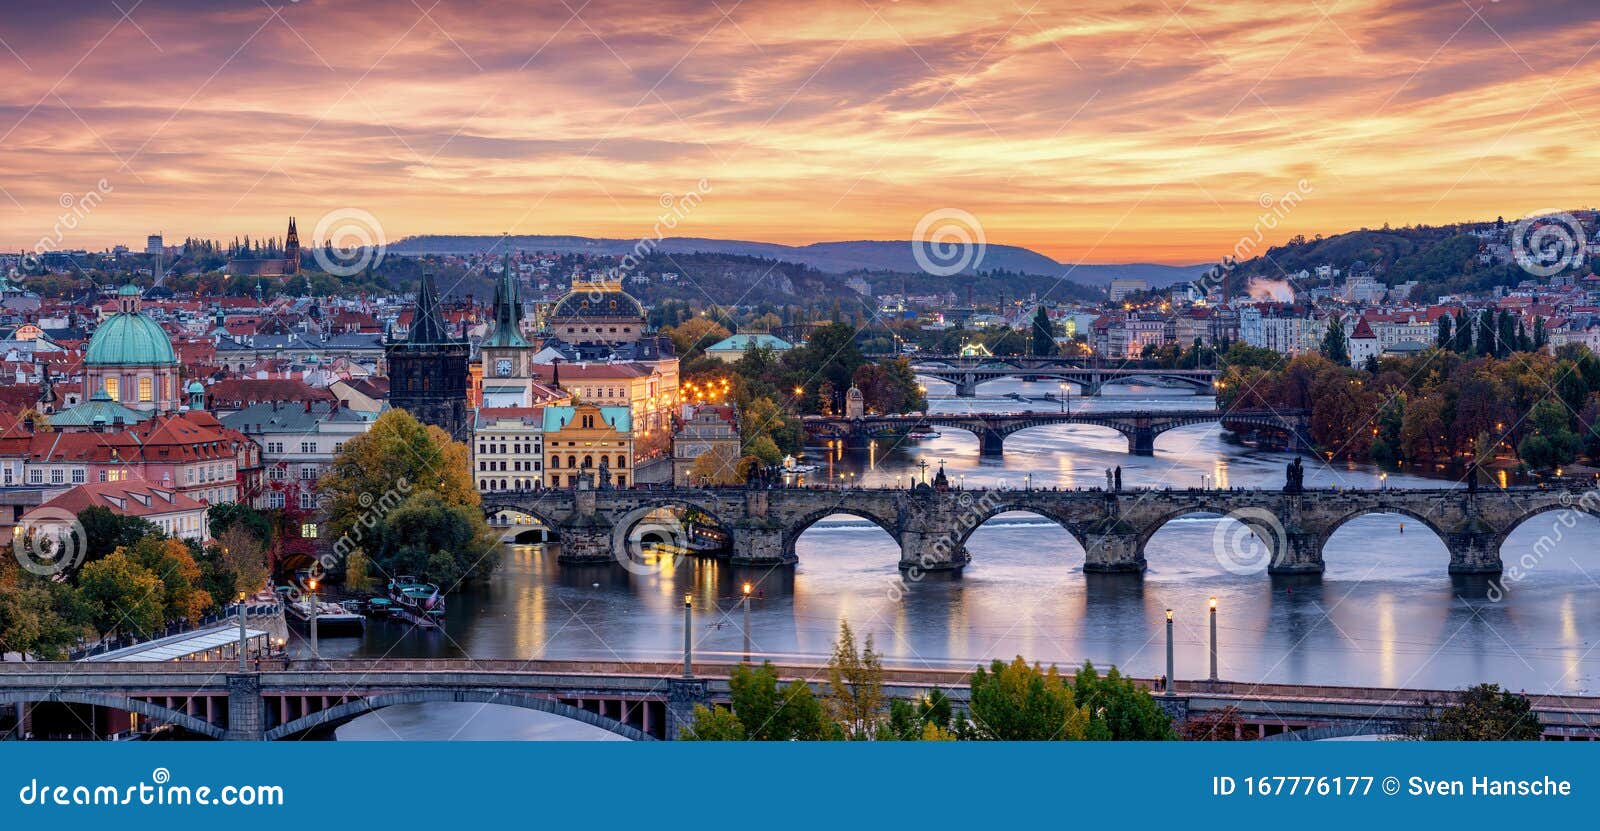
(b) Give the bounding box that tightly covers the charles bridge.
[483,481,1598,576]
[802,408,1309,456]
[4,659,1599,741]
[891,354,1222,398]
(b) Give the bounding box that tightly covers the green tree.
[76,506,159,572]
[344,549,374,593]
[378,491,500,586]
[1320,317,1349,365]
[678,704,745,740]
[0,560,93,659]
[824,621,885,738]
[968,657,1091,740]
[1422,683,1543,740]
[77,550,166,639]
[1072,662,1177,740]
[1030,306,1056,356]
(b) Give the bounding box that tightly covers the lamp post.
[307,578,320,663]
[237,591,248,673]
[682,594,693,678]
[1165,609,1174,696]
[741,582,753,663]
[1059,382,1067,413]
[1208,596,1218,682]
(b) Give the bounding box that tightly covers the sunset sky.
[3,0,1600,264]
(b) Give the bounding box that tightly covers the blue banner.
[1,742,1595,828]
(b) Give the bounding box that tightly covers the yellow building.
[542,402,633,488]
[534,361,677,458]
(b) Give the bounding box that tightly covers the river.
[320,377,1600,738]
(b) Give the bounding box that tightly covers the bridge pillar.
[730,524,793,567]
[1268,532,1324,574]
[1128,428,1157,456]
[556,524,616,565]
[899,529,969,576]
[1445,530,1502,574]
[977,430,1006,456]
[955,374,977,398]
[1083,532,1144,572]
[664,677,710,740]
[224,674,263,741]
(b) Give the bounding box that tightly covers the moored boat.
[388,576,446,621]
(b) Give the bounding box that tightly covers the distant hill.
[389,234,1208,288]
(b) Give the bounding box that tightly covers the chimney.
[304,399,312,413]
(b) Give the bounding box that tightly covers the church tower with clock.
[478,253,536,407]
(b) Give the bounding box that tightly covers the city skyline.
[4,1,1600,262]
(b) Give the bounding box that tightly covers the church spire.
[481,251,529,348]
[406,271,453,344]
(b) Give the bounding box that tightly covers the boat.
[906,429,941,440]
[284,598,366,635]
[363,596,397,618]
[388,576,446,621]
[340,598,367,615]
[781,454,819,473]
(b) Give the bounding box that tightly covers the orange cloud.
[3,0,1599,265]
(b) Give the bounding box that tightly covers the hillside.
[389,234,1207,288]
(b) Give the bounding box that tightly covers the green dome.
[186,380,205,393]
[117,283,141,296]
[85,311,177,366]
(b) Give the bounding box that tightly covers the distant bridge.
[803,408,1309,456]
[4,659,1598,741]
[879,354,1222,398]
[478,483,1594,576]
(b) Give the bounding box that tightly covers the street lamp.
[741,582,753,663]
[1058,382,1067,413]
[1208,596,1219,683]
[1164,609,1174,696]
[1380,472,1388,492]
[682,594,693,678]
[236,591,248,673]
[307,578,319,663]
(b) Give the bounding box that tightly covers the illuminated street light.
[1164,609,1174,696]
[741,582,754,663]
[1208,597,1219,683]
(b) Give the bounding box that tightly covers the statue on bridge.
[1114,466,1122,491]
[1105,468,1114,490]
[1284,456,1305,494]
[598,456,612,489]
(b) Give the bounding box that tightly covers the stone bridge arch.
[1490,498,1600,565]
[0,690,225,739]
[263,689,653,741]
[483,503,564,544]
[954,501,1092,556]
[782,506,902,563]
[1317,505,1451,561]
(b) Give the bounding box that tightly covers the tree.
[824,621,885,738]
[0,559,92,659]
[1436,315,1452,349]
[1181,706,1246,740]
[125,536,211,625]
[76,506,159,572]
[1422,684,1543,740]
[1072,662,1177,740]
[687,443,744,485]
[208,502,273,548]
[319,409,494,585]
[76,551,166,639]
[888,688,960,741]
[968,657,1091,740]
[663,318,731,360]
[1030,306,1056,356]
[344,550,374,593]
[678,662,832,740]
[1319,317,1349,365]
[217,525,269,599]
[678,704,745,740]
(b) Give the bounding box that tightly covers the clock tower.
[479,252,535,407]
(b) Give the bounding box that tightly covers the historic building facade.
[545,278,646,346]
[81,284,182,414]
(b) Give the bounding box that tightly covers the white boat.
[781,454,819,473]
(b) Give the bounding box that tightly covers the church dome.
[85,310,177,366]
[550,284,643,319]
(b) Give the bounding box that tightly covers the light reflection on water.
[305,379,1600,739]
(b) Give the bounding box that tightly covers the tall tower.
[479,253,534,406]
[386,272,469,440]
[284,217,301,275]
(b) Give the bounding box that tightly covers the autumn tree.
[217,525,270,599]
[824,621,886,738]
[1421,684,1543,741]
[76,551,166,639]
[686,443,744,485]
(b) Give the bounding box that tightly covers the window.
[138,377,153,402]
[301,441,316,453]
[334,442,344,453]
[299,492,315,510]
[266,492,285,509]
[267,467,285,481]
[104,377,119,400]
[301,522,318,538]
[266,442,283,454]
[300,466,317,480]
[71,469,84,484]
[26,469,41,484]
[2,466,11,485]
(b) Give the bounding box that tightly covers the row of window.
[263,441,344,454]
[547,455,627,469]
[476,443,542,455]
[479,459,543,472]
[261,492,319,510]
[101,375,163,403]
